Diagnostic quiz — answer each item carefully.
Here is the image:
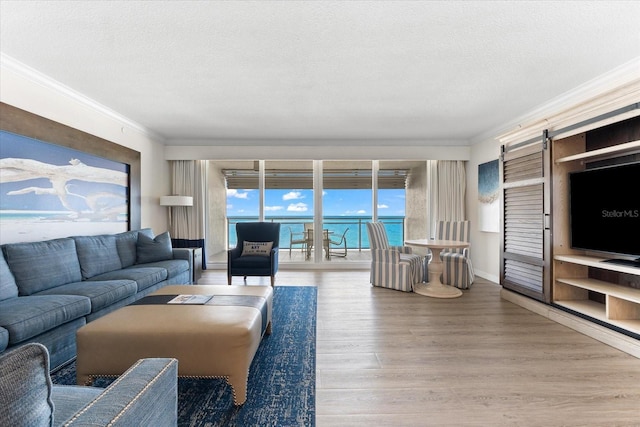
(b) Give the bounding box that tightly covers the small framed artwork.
[478,159,500,233]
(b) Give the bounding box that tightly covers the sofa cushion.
[136,231,173,264]
[89,267,168,293]
[72,235,122,279]
[0,255,19,301]
[137,259,189,279]
[3,238,82,296]
[35,280,137,314]
[0,295,90,345]
[0,343,55,427]
[116,228,154,268]
[0,327,8,352]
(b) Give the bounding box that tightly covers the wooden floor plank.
[198,270,640,426]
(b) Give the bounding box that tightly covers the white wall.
[467,139,502,283]
[0,59,170,234]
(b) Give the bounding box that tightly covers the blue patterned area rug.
[51,286,317,427]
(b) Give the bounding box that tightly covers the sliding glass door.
[207,159,425,267]
[264,161,314,262]
[322,161,372,263]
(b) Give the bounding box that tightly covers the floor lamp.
[159,195,193,236]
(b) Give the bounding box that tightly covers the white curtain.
[429,160,466,231]
[170,160,207,266]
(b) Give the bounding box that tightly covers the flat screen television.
[569,161,640,266]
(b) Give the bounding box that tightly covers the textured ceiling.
[1,1,639,145]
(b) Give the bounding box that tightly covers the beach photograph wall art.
[0,130,129,244]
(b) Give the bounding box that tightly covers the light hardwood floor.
[198,270,640,426]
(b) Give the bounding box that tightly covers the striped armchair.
[366,222,424,292]
[436,220,475,289]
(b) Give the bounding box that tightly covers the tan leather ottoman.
[76,285,272,405]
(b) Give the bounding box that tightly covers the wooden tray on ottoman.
[76,285,273,405]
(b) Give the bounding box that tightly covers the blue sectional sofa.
[0,228,192,369]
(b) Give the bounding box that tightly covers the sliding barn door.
[500,135,552,303]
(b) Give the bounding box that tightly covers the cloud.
[227,189,248,199]
[377,204,389,209]
[265,205,284,211]
[283,191,303,201]
[287,202,308,212]
[344,209,368,215]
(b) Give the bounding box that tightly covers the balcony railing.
[227,216,405,250]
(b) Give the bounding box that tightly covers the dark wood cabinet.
[187,247,203,284]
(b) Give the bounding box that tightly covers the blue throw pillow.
[116,228,154,267]
[136,231,173,264]
[0,256,18,302]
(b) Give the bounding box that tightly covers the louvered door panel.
[504,185,543,257]
[500,139,551,302]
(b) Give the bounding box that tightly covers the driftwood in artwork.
[0,157,127,220]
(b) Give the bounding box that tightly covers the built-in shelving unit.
[551,116,640,342]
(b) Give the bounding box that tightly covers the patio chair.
[288,226,308,256]
[366,222,423,292]
[304,224,333,260]
[436,220,475,289]
[328,228,349,258]
[228,222,280,286]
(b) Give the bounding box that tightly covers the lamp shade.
[160,196,193,206]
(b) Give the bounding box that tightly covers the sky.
[226,188,405,217]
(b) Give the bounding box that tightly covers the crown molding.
[0,53,165,142]
[471,57,640,146]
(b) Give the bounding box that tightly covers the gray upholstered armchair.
[228,222,281,286]
[366,222,423,292]
[436,220,475,289]
[0,343,178,427]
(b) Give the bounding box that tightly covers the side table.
[186,247,203,284]
[404,239,470,299]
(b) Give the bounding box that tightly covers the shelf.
[555,139,640,163]
[554,299,605,319]
[554,254,640,276]
[555,277,640,304]
[554,300,640,334]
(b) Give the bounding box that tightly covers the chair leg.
[228,275,232,285]
[271,275,275,287]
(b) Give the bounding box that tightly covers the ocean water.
[228,216,405,249]
[0,211,128,244]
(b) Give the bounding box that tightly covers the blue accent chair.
[228,222,281,286]
[0,343,178,427]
